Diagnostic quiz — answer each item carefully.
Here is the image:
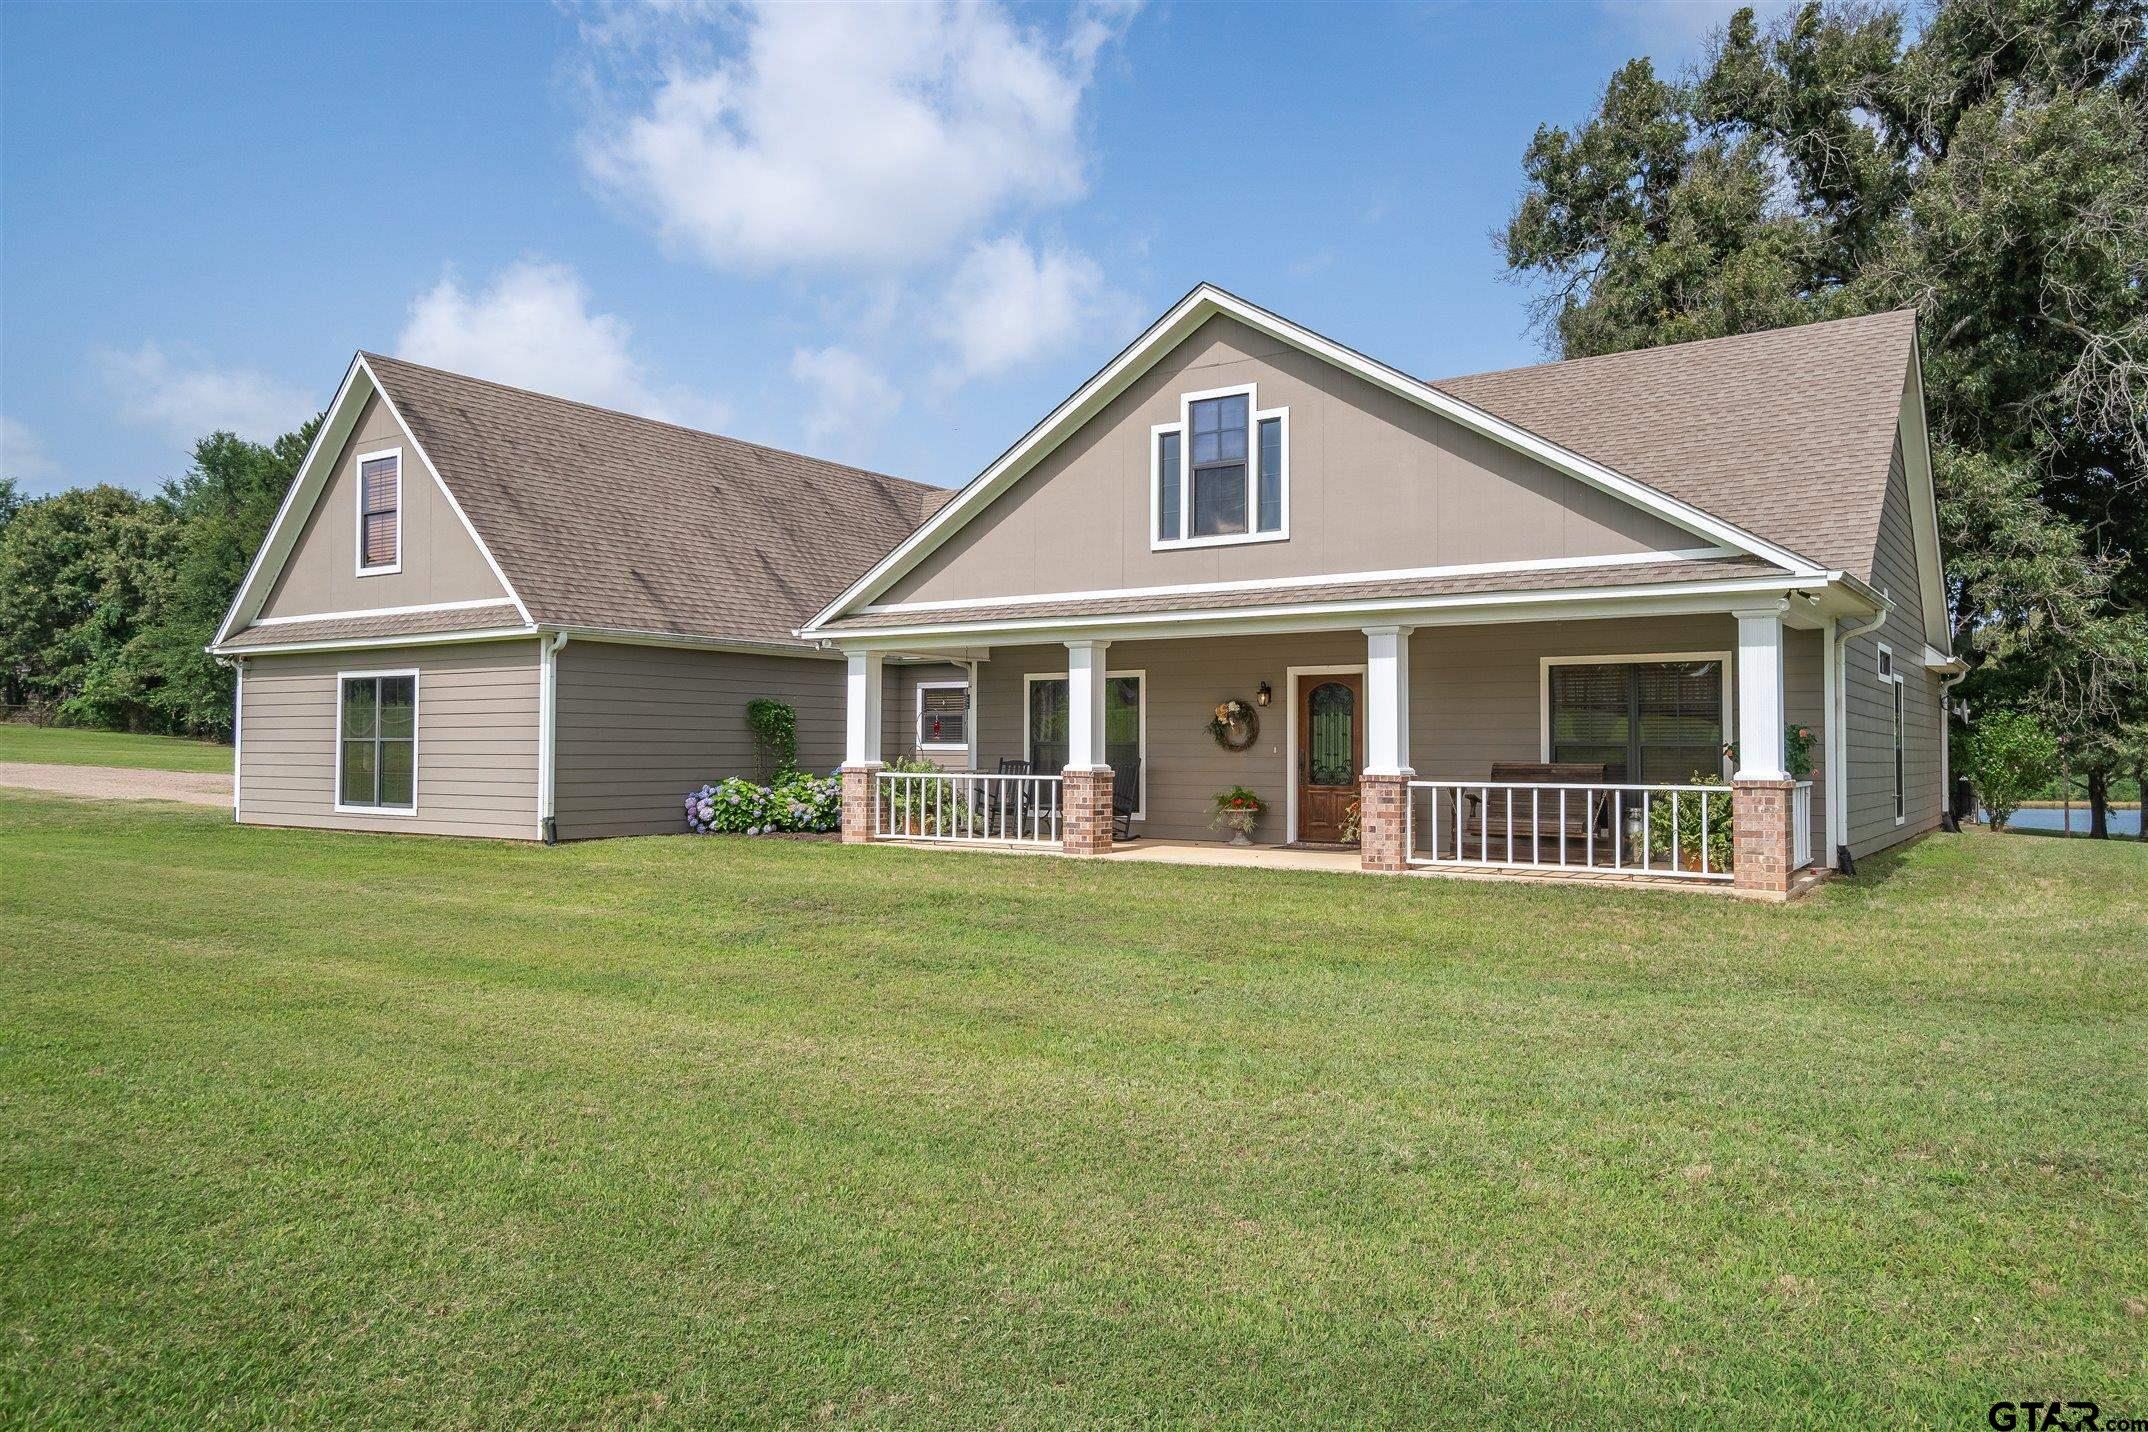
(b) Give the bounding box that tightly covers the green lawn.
[0,723,232,773]
[3,793,2142,1425]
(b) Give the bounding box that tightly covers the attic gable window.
[1152,384,1288,550]
[357,449,400,573]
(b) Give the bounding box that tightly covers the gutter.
[1830,599,1893,872]
[538,630,569,844]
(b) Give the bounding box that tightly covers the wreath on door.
[1206,698,1260,752]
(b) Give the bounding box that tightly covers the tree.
[1962,709,2059,829]
[130,422,318,736]
[1502,0,2148,828]
[0,486,179,729]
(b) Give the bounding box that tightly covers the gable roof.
[217,354,944,652]
[801,285,1911,635]
[1431,309,1917,583]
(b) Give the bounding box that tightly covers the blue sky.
[1,0,1760,497]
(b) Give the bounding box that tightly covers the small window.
[358,451,400,572]
[338,673,416,810]
[1877,645,1893,679]
[1892,680,1906,822]
[916,682,968,751]
[1153,387,1286,549]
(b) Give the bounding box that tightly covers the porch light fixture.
[1256,681,1272,707]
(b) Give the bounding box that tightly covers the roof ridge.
[1427,307,1917,389]
[359,349,946,500]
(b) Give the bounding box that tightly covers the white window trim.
[1539,652,1734,780]
[354,446,403,577]
[1283,663,1367,845]
[1151,383,1289,551]
[1023,668,1147,819]
[1878,641,1906,824]
[333,668,420,815]
[914,679,970,753]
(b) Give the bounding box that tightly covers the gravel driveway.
[0,762,231,807]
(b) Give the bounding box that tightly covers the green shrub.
[1643,775,1734,872]
[1963,711,2058,831]
[745,699,798,781]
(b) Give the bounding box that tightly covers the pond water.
[1986,806,2143,837]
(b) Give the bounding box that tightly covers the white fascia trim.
[213,354,534,643]
[1901,336,1954,656]
[828,574,1827,645]
[857,546,1743,617]
[214,353,367,646]
[252,596,521,626]
[352,445,403,577]
[800,284,1818,634]
[212,625,538,657]
[361,356,532,626]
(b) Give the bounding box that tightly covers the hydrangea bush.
[684,772,840,835]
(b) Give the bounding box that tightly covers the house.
[800,285,1961,900]
[209,353,966,841]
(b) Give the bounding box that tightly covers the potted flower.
[1210,785,1266,845]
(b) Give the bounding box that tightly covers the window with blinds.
[1549,660,1724,784]
[359,453,399,570]
[917,684,968,750]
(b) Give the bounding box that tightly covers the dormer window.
[357,449,400,574]
[1152,384,1287,549]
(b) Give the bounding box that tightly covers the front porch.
[836,601,1849,901]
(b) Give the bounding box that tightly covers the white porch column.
[1362,626,1414,775]
[1733,604,1788,780]
[1064,639,1112,770]
[843,649,884,767]
[965,658,981,772]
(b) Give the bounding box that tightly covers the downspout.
[1832,601,1892,873]
[218,655,243,823]
[538,631,569,844]
[1938,667,1968,831]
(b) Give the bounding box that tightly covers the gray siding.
[1845,435,1944,857]
[972,617,1831,850]
[237,639,539,839]
[882,314,1703,607]
[260,393,508,618]
[552,642,847,839]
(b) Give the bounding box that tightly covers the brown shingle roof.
[821,556,1784,632]
[1430,310,1916,580]
[360,354,944,646]
[222,603,527,649]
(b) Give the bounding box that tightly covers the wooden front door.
[1296,673,1362,843]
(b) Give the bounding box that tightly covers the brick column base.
[840,764,881,845]
[1061,767,1114,856]
[1359,771,1410,873]
[1732,778,1796,900]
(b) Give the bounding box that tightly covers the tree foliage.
[1503,0,2148,822]
[0,420,316,737]
[1962,708,2060,828]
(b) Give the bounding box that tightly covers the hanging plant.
[1206,698,1260,752]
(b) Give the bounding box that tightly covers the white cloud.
[0,416,59,485]
[934,234,1132,384]
[396,259,727,430]
[790,345,900,460]
[98,343,318,446]
[580,1,1132,273]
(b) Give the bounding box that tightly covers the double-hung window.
[357,449,400,572]
[1547,658,1727,784]
[338,673,416,811]
[916,681,968,752]
[1153,385,1286,548]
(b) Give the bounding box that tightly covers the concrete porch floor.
[872,836,1825,896]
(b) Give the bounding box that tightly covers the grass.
[3,793,2143,1425]
[0,724,231,773]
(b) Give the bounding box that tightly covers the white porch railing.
[875,769,1062,844]
[1793,780,1814,870]
[1406,780,1736,881]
